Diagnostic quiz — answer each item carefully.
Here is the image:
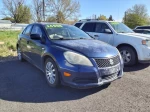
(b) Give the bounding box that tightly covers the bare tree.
[31,0,43,22]
[46,0,80,23]
[1,0,31,23]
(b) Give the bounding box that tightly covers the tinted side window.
[82,23,95,32]
[74,23,82,28]
[24,25,32,36]
[31,25,42,36]
[136,27,150,29]
[144,27,150,29]
[22,27,27,34]
[144,30,150,34]
[95,23,111,33]
[134,30,143,33]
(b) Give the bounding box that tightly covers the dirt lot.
[0,58,150,112]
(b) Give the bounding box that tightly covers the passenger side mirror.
[30,34,41,40]
[104,29,112,34]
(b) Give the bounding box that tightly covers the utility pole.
[43,0,45,21]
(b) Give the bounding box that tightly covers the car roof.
[29,22,68,26]
[75,19,119,23]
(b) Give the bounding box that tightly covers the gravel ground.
[0,59,150,112]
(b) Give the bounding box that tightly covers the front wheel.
[45,58,60,87]
[119,46,137,66]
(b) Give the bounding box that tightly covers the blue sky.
[0,0,150,21]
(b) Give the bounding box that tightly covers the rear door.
[20,25,33,60]
[81,22,96,37]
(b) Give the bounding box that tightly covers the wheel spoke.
[126,57,130,62]
[126,53,130,57]
[122,51,126,55]
[51,77,55,84]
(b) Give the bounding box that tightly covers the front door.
[93,23,114,45]
[29,25,45,68]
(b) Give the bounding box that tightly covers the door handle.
[94,35,99,37]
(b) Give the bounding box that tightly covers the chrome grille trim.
[94,55,120,68]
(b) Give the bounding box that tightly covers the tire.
[17,47,25,62]
[119,46,137,66]
[45,58,60,87]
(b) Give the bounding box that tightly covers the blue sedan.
[17,23,123,89]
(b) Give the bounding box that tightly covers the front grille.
[95,55,120,68]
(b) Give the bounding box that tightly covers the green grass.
[0,30,21,57]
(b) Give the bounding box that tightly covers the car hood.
[118,33,150,40]
[52,39,118,58]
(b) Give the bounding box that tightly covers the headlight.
[64,51,93,66]
[117,50,124,64]
[142,40,150,46]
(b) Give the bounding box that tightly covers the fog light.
[64,72,71,77]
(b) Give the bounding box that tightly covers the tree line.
[1,0,80,23]
[1,1,150,28]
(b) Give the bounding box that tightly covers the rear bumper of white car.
[136,45,150,63]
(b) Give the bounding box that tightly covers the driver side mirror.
[104,29,112,34]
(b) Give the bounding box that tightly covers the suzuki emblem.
[109,59,114,65]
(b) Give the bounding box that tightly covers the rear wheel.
[119,46,137,66]
[45,58,60,87]
[17,47,25,62]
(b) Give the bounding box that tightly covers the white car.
[74,19,150,66]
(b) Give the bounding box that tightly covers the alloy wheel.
[45,62,56,84]
[120,50,131,63]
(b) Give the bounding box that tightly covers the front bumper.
[60,60,124,89]
[136,45,150,63]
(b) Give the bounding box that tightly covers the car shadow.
[124,63,150,72]
[0,59,110,103]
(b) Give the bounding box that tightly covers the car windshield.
[109,22,134,33]
[44,24,92,40]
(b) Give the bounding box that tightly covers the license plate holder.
[100,64,120,75]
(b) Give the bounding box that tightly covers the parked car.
[74,19,150,66]
[134,26,150,30]
[17,23,123,89]
[133,29,150,35]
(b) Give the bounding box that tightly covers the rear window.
[22,25,32,36]
[74,23,82,28]
[82,23,95,32]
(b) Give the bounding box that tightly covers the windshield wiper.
[79,37,93,40]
